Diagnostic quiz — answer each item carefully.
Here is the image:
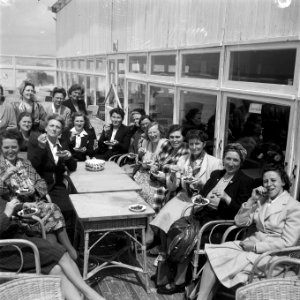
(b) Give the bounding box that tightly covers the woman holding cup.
[96,107,131,160]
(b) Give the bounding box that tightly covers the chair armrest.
[267,257,300,279]
[249,246,300,283]
[222,225,248,243]
[0,239,41,274]
[108,154,122,162]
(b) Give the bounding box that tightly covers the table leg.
[73,218,78,248]
[83,231,89,280]
[141,227,149,293]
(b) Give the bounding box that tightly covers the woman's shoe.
[157,283,186,294]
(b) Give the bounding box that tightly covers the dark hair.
[109,107,125,120]
[131,108,146,116]
[68,84,84,96]
[70,112,89,130]
[167,124,184,138]
[139,114,154,125]
[17,112,33,128]
[0,85,3,95]
[46,113,65,130]
[145,122,165,140]
[52,87,67,98]
[186,129,208,142]
[0,129,23,148]
[19,81,35,95]
[224,143,247,163]
[185,108,201,121]
[262,164,291,192]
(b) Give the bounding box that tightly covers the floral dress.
[0,157,65,233]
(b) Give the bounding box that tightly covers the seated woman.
[155,143,254,294]
[27,114,77,214]
[65,112,96,161]
[197,164,300,300]
[149,124,190,213]
[0,84,17,131]
[14,81,47,132]
[129,114,153,154]
[0,129,77,260]
[97,107,131,161]
[17,112,33,152]
[0,199,105,300]
[133,122,167,206]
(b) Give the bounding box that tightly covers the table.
[69,161,141,193]
[70,191,155,292]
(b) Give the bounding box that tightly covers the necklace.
[222,175,233,182]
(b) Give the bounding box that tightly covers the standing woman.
[27,114,77,214]
[133,122,167,205]
[14,81,47,131]
[63,84,87,115]
[0,84,17,130]
[66,112,96,161]
[149,124,190,213]
[197,164,300,300]
[97,107,131,161]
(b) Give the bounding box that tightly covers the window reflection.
[129,56,147,73]
[96,76,106,120]
[225,97,290,178]
[151,54,176,76]
[128,82,146,122]
[229,49,296,85]
[86,76,95,106]
[180,91,217,154]
[181,53,220,79]
[149,86,174,130]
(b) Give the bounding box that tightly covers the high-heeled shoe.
[157,282,186,294]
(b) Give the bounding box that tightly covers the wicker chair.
[0,239,63,300]
[236,257,300,300]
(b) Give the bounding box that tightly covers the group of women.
[1,81,300,299]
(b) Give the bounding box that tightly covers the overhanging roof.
[51,0,72,13]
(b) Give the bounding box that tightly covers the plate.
[183,176,195,183]
[16,188,32,196]
[192,196,210,206]
[17,207,39,219]
[127,153,137,159]
[129,204,146,212]
[104,141,115,146]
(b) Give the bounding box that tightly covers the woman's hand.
[70,132,76,141]
[74,147,87,153]
[2,166,19,181]
[23,202,38,209]
[169,165,180,173]
[240,240,256,252]
[59,150,72,160]
[37,133,47,149]
[4,198,20,217]
[249,186,267,205]
[138,147,146,156]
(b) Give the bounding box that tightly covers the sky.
[0,0,57,57]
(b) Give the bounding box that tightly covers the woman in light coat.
[197,164,300,300]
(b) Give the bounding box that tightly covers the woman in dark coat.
[0,198,105,300]
[97,107,131,160]
[156,143,254,294]
[27,114,77,213]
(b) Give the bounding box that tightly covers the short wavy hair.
[52,87,67,98]
[19,81,35,96]
[186,129,208,143]
[167,124,184,138]
[70,111,90,130]
[109,107,125,120]
[145,122,165,140]
[46,113,65,130]
[68,84,84,96]
[0,129,23,148]
[262,164,291,192]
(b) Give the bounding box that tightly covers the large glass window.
[78,59,85,70]
[16,57,55,68]
[96,76,106,120]
[0,56,13,67]
[0,69,14,90]
[96,58,106,73]
[87,59,95,71]
[151,54,176,76]
[180,91,217,154]
[128,82,146,122]
[229,49,296,85]
[129,55,147,74]
[117,59,125,107]
[86,76,95,106]
[225,97,290,178]
[149,86,174,130]
[181,53,220,79]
